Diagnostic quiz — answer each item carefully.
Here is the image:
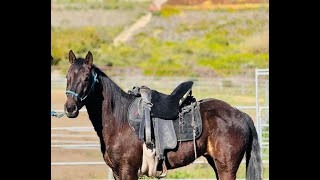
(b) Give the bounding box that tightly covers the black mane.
[92,65,135,128]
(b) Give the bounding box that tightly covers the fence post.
[255,69,269,179]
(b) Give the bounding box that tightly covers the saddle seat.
[129,81,193,119]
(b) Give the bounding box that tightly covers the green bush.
[159,6,181,17]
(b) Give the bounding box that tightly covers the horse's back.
[199,98,251,134]
[199,98,236,112]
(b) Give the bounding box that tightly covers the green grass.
[166,163,269,179]
[138,163,269,179]
[158,6,182,17]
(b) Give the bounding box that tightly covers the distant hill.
[166,0,268,5]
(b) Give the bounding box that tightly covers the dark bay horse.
[64,50,262,180]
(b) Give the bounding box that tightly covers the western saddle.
[128,81,202,178]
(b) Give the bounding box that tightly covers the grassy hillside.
[51,2,269,77]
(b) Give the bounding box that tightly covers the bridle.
[66,71,99,102]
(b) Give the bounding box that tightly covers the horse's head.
[64,50,98,118]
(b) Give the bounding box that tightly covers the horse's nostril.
[67,105,76,112]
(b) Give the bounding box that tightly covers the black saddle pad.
[151,81,193,120]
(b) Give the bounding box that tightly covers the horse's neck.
[85,82,103,137]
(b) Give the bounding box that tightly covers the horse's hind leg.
[205,153,239,180]
[206,136,246,180]
[204,154,219,179]
[205,153,237,180]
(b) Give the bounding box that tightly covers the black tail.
[244,113,262,180]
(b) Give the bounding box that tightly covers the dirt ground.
[52,165,111,180]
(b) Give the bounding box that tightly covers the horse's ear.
[85,51,93,65]
[69,50,76,64]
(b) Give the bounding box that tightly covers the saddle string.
[191,102,197,160]
[178,112,183,147]
[178,105,193,147]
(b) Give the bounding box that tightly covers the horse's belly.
[138,143,158,177]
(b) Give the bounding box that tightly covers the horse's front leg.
[119,166,139,180]
[104,127,143,180]
[105,144,142,179]
[110,165,139,180]
[112,171,119,180]
[108,166,138,180]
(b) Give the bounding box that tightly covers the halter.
[66,72,99,102]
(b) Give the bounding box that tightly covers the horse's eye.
[84,77,90,81]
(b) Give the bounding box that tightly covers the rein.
[51,111,65,118]
[66,72,99,102]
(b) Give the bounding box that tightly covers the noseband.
[66,72,99,102]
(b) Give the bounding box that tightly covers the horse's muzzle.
[64,103,79,118]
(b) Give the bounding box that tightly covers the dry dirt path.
[112,0,168,46]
